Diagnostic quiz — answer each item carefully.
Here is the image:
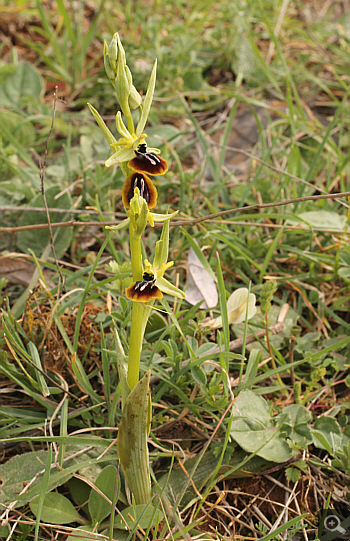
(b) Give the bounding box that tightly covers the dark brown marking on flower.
[122,173,157,209]
[128,144,168,176]
[125,278,163,302]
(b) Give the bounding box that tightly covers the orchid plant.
[88,33,185,504]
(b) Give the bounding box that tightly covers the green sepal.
[106,217,130,231]
[117,370,151,504]
[87,103,117,147]
[153,218,170,269]
[105,147,135,167]
[136,60,157,138]
[157,276,186,299]
[150,210,178,223]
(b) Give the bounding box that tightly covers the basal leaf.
[0,61,44,107]
[30,492,84,524]
[88,465,117,524]
[230,390,292,462]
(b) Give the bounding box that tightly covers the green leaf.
[230,390,292,462]
[296,211,346,231]
[114,504,163,530]
[285,466,302,483]
[191,365,207,387]
[68,477,91,515]
[244,349,261,384]
[0,109,35,147]
[30,492,84,525]
[17,185,73,258]
[0,525,10,537]
[0,450,49,507]
[312,416,344,455]
[277,404,312,443]
[67,525,96,541]
[0,61,44,107]
[117,371,151,504]
[88,465,118,524]
[28,341,50,397]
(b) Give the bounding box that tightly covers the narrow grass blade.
[28,342,50,397]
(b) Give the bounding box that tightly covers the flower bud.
[104,53,116,86]
[129,84,142,109]
[109,33,119,71]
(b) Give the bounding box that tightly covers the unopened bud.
[104,53,116,86]
[129,84,142,109]
[109,34,118,71]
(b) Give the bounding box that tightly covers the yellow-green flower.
[126,258,184,303]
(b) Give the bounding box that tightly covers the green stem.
[127,302,151,390]
[127,222,152,390]
[129,223,143,281]
[126,111,134,136]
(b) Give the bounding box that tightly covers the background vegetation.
[0,0,349,540]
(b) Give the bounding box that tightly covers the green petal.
[105,147,135,167]
[157,277,186,299]
[150,210,178,223]
[106,217,130,231]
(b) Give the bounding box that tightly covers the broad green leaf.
[0,61,44,107]
[88,465,117,523]
[67,525,96,541]
[101,529,129,541]
[0,450,49,506]
[68,477,91,515]
[30,492,84,524]
[230,390,292,462]
[12,446,117,506]
[191,365,207,387]
[312,416,345,455]
[17,185,73,258]
[295,211,346,231]
[0,109,35,147]
[114,504,163,530]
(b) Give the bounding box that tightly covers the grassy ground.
[0,0,350,540]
